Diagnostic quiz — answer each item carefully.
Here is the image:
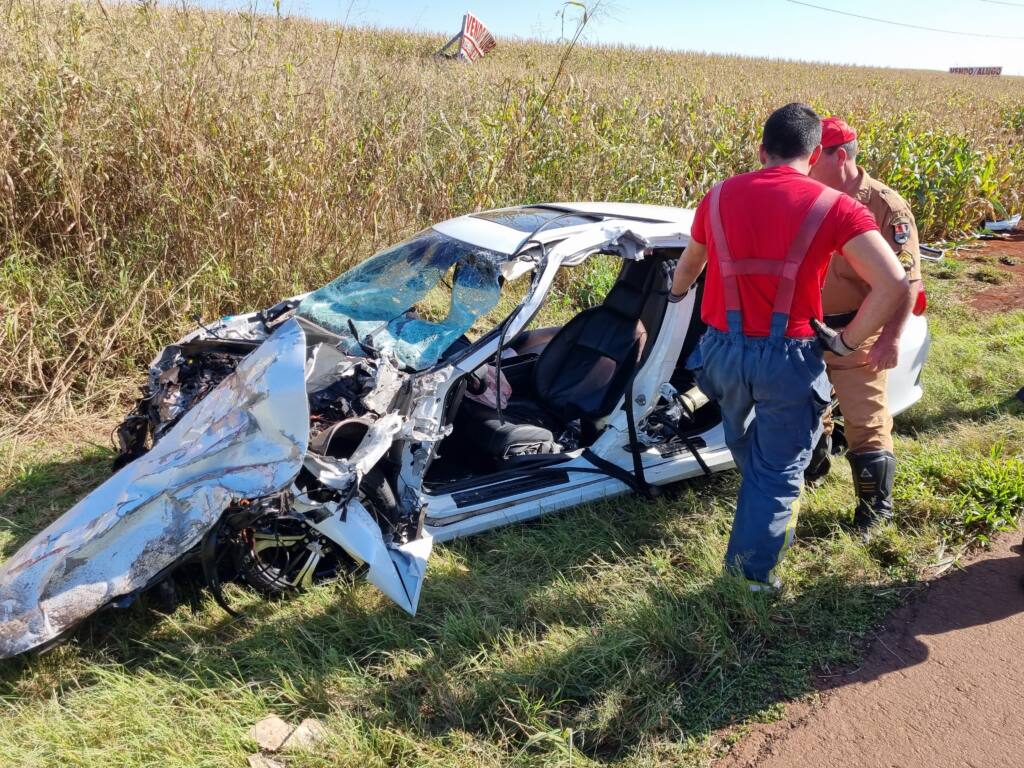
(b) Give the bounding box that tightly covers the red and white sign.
[457,13,496,62]
[949,67,1002,76]
[437,13,496,62]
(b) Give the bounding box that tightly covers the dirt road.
[719,533,1024,768]
[960,232,1024,314]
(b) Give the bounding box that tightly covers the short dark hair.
[824,139,859,158]
[762,103,822,161]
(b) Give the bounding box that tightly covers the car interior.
[423,251,720,489]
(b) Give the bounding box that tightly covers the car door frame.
[409,222,736,541]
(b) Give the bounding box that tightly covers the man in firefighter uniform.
[670,104,907,590]
[809,116,923,535]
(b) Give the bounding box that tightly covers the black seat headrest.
[601,282,645,318]
[599,258,667,319]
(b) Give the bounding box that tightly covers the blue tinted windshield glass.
[297,229,503,369]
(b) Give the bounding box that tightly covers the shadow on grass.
[895,394,1023,436]
[1,452,1014,763]
[0,445,114,559]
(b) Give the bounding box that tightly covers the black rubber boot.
[848,450,895,536]
[804,432,832,485]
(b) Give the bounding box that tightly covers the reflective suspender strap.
[771,186,842,318]
[709,180,841,336]
[708,181,742,314]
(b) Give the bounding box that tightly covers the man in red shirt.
[669,103,908,590]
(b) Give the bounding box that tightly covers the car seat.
[458,255,673,461]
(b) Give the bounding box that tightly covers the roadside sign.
[949,67,1002,76]
[459,13,496,62]
[436,13,496,63]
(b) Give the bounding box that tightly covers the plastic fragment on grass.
[983,214,1021,232]
[247,754,285,768]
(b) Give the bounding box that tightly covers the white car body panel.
[432,214,536,255]
[551,201,698,227]
[0,201,932,656]
[886,312,929,415]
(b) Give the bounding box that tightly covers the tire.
[235,467,397,597]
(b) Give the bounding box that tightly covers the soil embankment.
[719,532,1024,768]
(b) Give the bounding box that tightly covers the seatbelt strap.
[622,370,654,498]
[579,369,655,499]
[582,448,654,497]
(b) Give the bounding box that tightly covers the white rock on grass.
[280,718,329,752]
[246,754,285,768]
[248,715,294,753]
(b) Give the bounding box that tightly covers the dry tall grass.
[1,1,1022,423]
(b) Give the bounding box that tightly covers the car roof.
[548,201,695,224]
[432,202,695,256]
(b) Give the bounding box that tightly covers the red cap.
[821,116,857,148]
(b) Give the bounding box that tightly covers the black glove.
[810,317,858,356]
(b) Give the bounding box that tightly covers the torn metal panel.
[385,535,432,614]
[304,343,361,393]
[360,357,405,415]
[499,256,536,283]
[301,413,404,491]
[403,367,453,441]
[0,320,310,659]
[301,455,356,493]
[553,222,647,266]
[192,312,270,343]
[309,500,433,614]
[348,414,404,471]
[618,222,690,250]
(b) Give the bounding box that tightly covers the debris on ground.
[280,718,329,752]
[248,714,329,760]
[919,244,944,262]
[246,755,285,768]
[983,213,1021,232]
[248,715,294,753]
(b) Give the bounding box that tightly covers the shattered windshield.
[297,229,504,370]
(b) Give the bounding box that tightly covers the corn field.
[1,2,1023,422]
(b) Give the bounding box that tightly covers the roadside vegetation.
[1,3,1023,767]
[2,1,1024,423]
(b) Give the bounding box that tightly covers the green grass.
[2,4,1023,765]
[1,260,1022,767]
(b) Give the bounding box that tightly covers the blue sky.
[198,0,1024,75]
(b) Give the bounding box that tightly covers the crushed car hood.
[0,320,310,658]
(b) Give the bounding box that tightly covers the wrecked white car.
[0,203,930,658]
